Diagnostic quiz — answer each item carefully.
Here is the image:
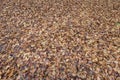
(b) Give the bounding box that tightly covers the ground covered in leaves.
[0,0,120,80]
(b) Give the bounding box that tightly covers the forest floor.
[0,0,120,80]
